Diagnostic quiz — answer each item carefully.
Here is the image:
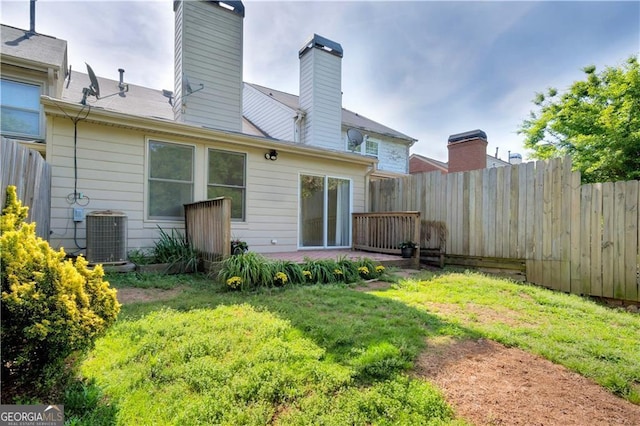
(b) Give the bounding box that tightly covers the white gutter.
[41,96,376,167]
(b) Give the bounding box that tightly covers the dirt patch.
[116,287,184,305]
[427,302,526,328]
[414,338,640,425]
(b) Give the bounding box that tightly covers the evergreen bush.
[1,186,120,401]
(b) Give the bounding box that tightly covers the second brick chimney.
[447,129,488,173]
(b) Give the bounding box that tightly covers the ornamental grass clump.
[1,186,120,402]
[301,258,340,284]
[269,260,304,286]
[353,258,386,280]
[218,252,271,290]
[219,252,386,290]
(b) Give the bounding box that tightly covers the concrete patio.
[262,249,415,268]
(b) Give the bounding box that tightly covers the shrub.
[219,253,386,291]
[218,252,271,290]
[353,258,385,279]
[269,260,305,286]
[153,226,198,273]
[336,255,360,283]
[0,186,120,402]
[127,248,154,265]
[301,258,340,284]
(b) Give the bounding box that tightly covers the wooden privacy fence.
[370,156,640,302]
[1,138,51,240]
[352,211,420,264]
[184,197,231,262]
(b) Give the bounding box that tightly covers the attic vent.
[86,211,127,264]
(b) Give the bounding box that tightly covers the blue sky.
[2,0,638,162]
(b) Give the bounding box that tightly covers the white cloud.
[2,0,638,165]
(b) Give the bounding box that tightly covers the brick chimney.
[447,129,488,173]
[298,34,343,149]
[173,0,244,132]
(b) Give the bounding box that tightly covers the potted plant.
[230,239,249,255]
[398,240,418,258]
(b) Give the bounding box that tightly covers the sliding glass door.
[299,175,351,248]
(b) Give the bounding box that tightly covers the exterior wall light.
[265,150,278,161]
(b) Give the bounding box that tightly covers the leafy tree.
[519,56,640,183]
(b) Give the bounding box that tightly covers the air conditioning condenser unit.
[86,210,127,264]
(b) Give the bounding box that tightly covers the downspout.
[294,111,305,143]
[364,162,377,213]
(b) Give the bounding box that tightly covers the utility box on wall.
[86,210,127,264]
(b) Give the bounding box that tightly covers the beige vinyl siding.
[48,118,147,251]
[174,0,243,132]
[242,149,366,253]
[242,83,295,140]
[47,115,368,255]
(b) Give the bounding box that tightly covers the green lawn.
[66,270,639,424]
[382,270,640,403]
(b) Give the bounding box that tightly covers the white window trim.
[144,138,196,223]
[0,78,44,140]
[364,138,379,158]
[207,147,247,222]
[345,132,379,158]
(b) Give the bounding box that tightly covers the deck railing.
[184,197,231,262]
[352,211,421,262]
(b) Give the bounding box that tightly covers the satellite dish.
[80,63,128,105]
[162,89,174,106]
[184,75,204,95]
[347,128,364,149]
[86,63,100,98]
[80,63,101,105]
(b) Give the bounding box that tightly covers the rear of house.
[1,1,416,259]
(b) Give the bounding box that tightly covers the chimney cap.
[299,33,343,58]
[175,1,244,17]
[448,129,487,144]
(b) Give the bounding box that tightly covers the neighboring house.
[243,82,416,176]
[0,1,416,258]
[409,129,515,175]
[0,24,66,155]
[409,154,448,175]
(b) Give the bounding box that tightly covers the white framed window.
[346,132,379,158]
[365,139,379,157]
[147,140,194,220]
[207,148,246,221]
[1,79,43,139]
